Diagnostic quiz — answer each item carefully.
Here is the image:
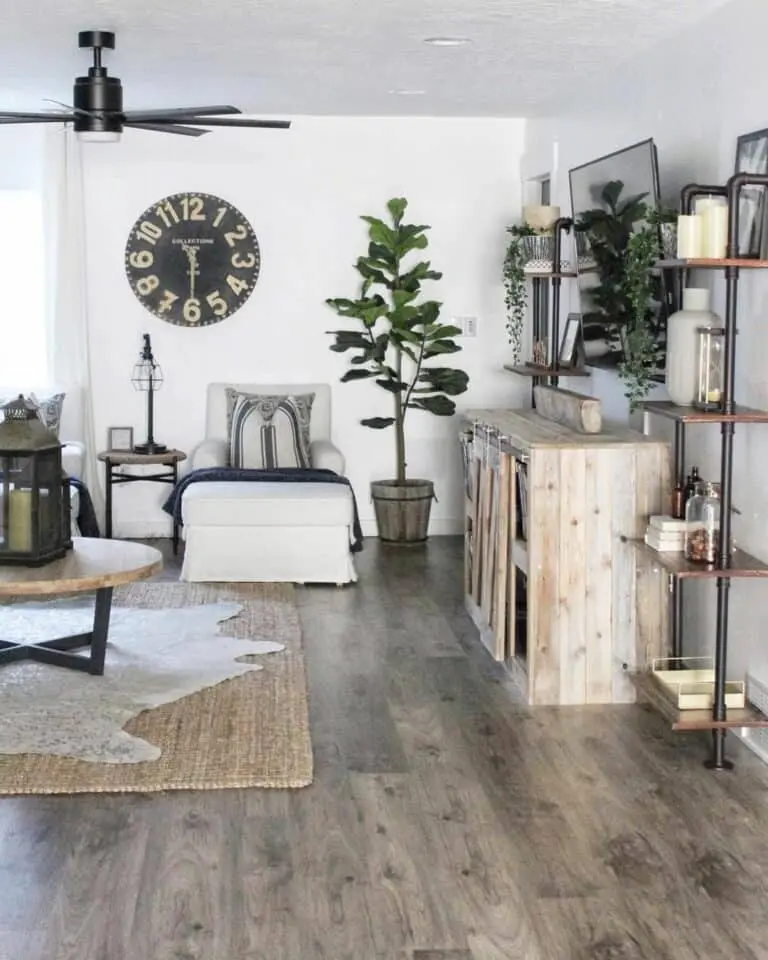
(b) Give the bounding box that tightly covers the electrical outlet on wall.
[453,316,478,337]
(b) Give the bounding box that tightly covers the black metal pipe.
[706,578,733,770]
[680,183,727,215]
[674,420,686,486]
[672,580,683,661]
[550,218,573,379]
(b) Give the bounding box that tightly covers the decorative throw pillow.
[28,392,66,437]
[228,392,314,470]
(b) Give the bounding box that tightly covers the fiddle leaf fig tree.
[326,198,469,485]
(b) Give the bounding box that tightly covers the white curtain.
[43,127,104,522]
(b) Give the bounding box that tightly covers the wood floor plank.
[1,538,768,958]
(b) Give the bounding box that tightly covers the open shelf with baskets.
[505,218,589,401]
[636,173,768,768]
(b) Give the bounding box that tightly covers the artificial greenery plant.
[576,180,663,408]
[325,198,469,485]
[502,224,537,363]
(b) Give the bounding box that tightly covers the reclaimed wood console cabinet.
[461,408,670,706]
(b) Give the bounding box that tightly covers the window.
[0,190,46,386]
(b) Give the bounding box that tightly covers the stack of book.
[644,515,687,552]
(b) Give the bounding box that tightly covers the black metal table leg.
[89,587,113,675]
[172,460,180,555]
[0,586,114,674]
[104,458,113,539]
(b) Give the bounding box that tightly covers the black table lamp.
[131,333,166,454]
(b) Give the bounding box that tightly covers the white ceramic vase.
[665,288,720,406]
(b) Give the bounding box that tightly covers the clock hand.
[182,244,200,299]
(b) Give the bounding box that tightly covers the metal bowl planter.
[520,234,571,273]
[660,221,678,260]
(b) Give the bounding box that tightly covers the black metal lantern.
[0,395,72,566]
[131,332,166,454]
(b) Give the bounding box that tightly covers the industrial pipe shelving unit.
[503,217,589,406]
[638,173,768,770]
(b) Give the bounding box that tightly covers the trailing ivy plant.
[502,224,536,363]
[618,225,663,410]
[325,198,469,485]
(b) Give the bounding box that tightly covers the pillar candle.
[8,489,32,552]
[701,204,728,259]
[677,215,703,259]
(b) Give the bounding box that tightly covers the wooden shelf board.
[524,271,578,279]
[503,364,591,378]
[632,671,768,731]
[640,400,768,424]
[657,258,768,270]
[632,539,768,579]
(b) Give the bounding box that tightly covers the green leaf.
[424,340,461,358]
[361,217,397,250]
[427,324,462,340]
[386,197,408,225]
[341,369,377,382]
[408,395,457,416]
[376,378,407,393]
[419,368,470,395]
[361,416,396,429]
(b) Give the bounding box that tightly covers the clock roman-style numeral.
[231,251,256,269]
[156,201,180,228]
[226,274,249,296]
[136,274,160,296]
[224,224,248,247]
[181,196,206,221]
[206,290,229,317]
[137,221,162,245]
[157,289,179,314]
[128,249,153,269]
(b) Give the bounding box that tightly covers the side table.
[98,449,187,554]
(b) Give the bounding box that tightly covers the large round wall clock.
[124,192,261,327]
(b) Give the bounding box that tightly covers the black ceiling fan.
[0,30,290,141]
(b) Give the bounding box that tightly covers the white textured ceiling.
[0,0,736,116]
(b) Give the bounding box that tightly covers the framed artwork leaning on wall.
[735,127,768,258]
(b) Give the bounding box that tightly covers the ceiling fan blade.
[0,111,75,122]
[125,121,209,138]
[144,117,291,129]
[124,105,242,121]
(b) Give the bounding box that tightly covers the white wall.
[81,117,527,538]
[524,0,768,683]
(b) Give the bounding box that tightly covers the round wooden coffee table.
[0,538,163,675]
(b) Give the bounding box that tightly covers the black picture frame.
[568,138,664,370]
[108,426,134,452]
[558,313,582,367]
[735,127,768,258]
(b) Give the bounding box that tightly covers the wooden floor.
[2,537,768,959]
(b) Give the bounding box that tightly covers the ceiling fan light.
[76,129,121,143]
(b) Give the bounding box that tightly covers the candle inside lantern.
[8,489,32,552]
[677,214,703,258]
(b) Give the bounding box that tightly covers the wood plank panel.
[492,452,511,662]
[610,446,637,703]
[634,443,671,669]
[529,449,561,705]
[584,448,614,703]
[557,449,587,705]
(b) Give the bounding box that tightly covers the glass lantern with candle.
[0,395,72,566]
[694,325,725,410]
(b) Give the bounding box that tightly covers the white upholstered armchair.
[180,383,358,584]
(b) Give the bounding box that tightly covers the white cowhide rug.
[0,601,284,764]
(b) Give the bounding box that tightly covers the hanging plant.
[502,224,536,363]
[618,225,663,410]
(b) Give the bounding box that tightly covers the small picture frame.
[558,313,583,367]
[108,426,134,452]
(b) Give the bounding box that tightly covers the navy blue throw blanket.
[68,477,100,538]
[162,467,364,552]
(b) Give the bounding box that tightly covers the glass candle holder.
[694,325,725,409]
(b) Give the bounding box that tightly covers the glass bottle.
[685,481,721,564]
[695,326,725,410]
[683,466,701,506]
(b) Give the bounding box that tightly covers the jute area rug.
[0,581,313,796]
